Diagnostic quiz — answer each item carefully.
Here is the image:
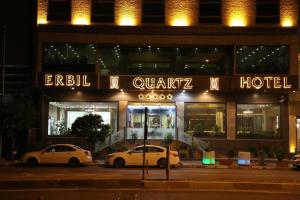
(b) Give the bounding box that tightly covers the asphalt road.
[0,165,299,183]
[0,189,300,200]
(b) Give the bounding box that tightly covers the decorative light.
[72,18,90,25]
[170,18,189,26]
[229,18,246,27]
[119,17,137,26]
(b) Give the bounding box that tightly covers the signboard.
[40,73,98,89]
[232,75,297,91]
[102,75,231,91]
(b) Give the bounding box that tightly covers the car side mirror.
[128,151,132,155]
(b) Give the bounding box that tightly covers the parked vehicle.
[291,154,300,169]
[105,145,180,168]
[21,144,92,167]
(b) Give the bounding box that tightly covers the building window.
[127,103,176,139]
[237,104,281,139]
[42,43,96,72]
[48,102,118,136]
[91,0,114,23]
[185,103,226,138]
[142,0,165,23]
[43,44,233,75]
[47,0,71,22]
[199,0,222,23]
[236,45,289,74]
[256,0,279,24]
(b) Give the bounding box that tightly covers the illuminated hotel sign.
[110,76,119,89]
[102,75,296,92]
[210,77,219,91]
[42,73,98,89]
[132,77,193,90]
[240,76,292,90]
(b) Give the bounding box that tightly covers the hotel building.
[36,0,300,155]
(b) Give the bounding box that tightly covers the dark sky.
[0,0,36,65]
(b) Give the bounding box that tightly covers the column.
[280,0,298,27]
[71,0,91,25]
[227,102,236,140]
[165,0,198,26]
[115,0,142,26]
[37,0,48,24]
[176,102,184,140]
[222,0,255,27]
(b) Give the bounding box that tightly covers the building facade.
[35,0,299,155]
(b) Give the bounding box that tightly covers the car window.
[131,147,145,153]
[55,146,76,152]
[148,147,164,153]
[45,146,56,152]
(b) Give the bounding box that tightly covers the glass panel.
[91,0,114,23]
[185,103,226,137]
[237,104,281,138]
[48,0,71,22]
[142,0,165,23]
[236,45,289,74]
[199,0,222,23]
[48,102,118,136]
[43,43,96,72]
[127,103,176,139]
[256,0,279,23]
[42,43,233,75]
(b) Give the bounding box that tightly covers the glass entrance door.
[127,103,176,140]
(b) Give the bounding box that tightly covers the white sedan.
[105,145,180,168]
[21,144,92,167]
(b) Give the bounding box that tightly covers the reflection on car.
[105,145,180,168]
[21,144,92,167]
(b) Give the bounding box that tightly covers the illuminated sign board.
[239,76,292,90]
[110,76,119,89]
[101,75,296,92]
[132,77,193,90]
[41,73,98,89]
[210,77,220,91]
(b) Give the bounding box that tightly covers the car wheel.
[69,157,80,167]
[157,158,166,168]
[113,158,125,168]
[27,157,38,167]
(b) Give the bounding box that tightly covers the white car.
[105,145,180,168]
[291,154,300,169]
[21,144,92,167]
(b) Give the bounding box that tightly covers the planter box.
[202,151,215,165]
[276,161,290,167]
[219,159,234,166]
[238,151,251,165]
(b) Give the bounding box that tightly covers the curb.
[143,180,300,192]
[0,179,143,189]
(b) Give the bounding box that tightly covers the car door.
[146,147,165,165]
[126,146,144,165]
[39,146,57,163]
[58,145,77,163]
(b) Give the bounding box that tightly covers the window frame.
[235,103,282,139]
[184,102,227,138]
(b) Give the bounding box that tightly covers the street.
[0,188,300,200]
[1,165,300,199]
[0,165,299,183]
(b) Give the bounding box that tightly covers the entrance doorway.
[126,103,176,140]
